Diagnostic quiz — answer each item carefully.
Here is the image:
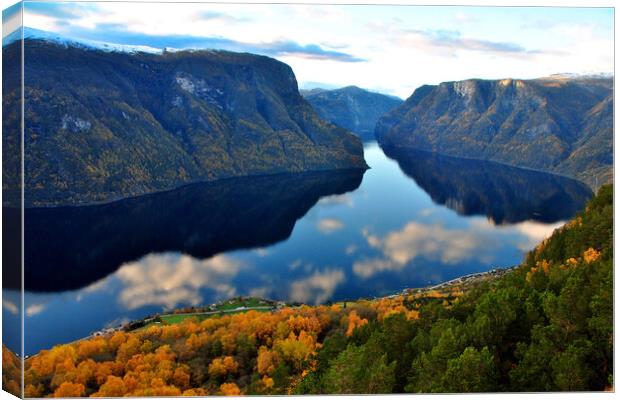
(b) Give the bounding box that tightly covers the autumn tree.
[220,382,241,396]
[53,382,85,398]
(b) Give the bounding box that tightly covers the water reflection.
[20,169,364,292]
[382,145,593,224]
[114,253,243,310]
[353,219,563,279]
[20,143,592,355]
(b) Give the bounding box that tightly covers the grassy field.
[217,297,268,311]
[130,298,276,331]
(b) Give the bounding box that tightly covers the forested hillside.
[375,76,613,190]
[3,34,366,207]
[5,185,612,396]
[302,86,402,140]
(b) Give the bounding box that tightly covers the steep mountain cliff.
[375,76,613,189]
[303,86,403,140]
[3,33,367,207]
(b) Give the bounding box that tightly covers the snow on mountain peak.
[3,27,163,54]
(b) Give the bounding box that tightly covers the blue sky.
[13,1,615,97]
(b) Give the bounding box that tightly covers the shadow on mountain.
[13,169,364,292]
[382,145,593,224]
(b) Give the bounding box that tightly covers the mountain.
[10,168,363,292]
[2,30,367,207]
[303,86,403,140]
[383,145,593,224]
[299,88,327,97]
[375,76,613,189]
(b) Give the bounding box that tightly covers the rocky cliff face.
[303,86,403,140]
[3,38,367,207]
[375,76,613,189]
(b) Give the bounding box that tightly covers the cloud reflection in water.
[354,218,562,279]
[289,269,345,305]
[112,253,244,310]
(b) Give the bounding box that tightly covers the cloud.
[353,258,399,279]
[418,208,434,217]
[25,2,92,19]
[115,253,243,310]
[345,244,357,255]
[317,218,345,234]
[249,287,270,298]
[318,193,354,207]
[2,3,22,39]
[452,11,479,24]
[264,40,366,62]
[2,299,18,315]
[289,259,303,271]
[289,269,345,304]
[353,222,498,278]
[32,23,365,63]
[254,248,270,257]
[354,217,565,279]
[367,22,560,59]
[26,303,46,317]
[198,11,251,24]
[399,29,529,57]
[499,220,563,252]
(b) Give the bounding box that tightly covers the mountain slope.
[3,34,367,207]
[375,76,613,189]
[304,86,403,140]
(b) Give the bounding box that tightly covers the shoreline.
[39,265,518,356]
[15,264,519,358]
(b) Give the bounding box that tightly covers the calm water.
[4,143,592,355]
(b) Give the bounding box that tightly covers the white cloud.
[354,217,566,278]
[2,300,18,315]
[289,269,345,304]
[345,244,357,255]
[115,253,243,310]
[22,3,612,101]
[249,287,270,298]
[353,258,397,278]
[418,208,434,217]
[2,4,22,38]
[26,303,46,317]
[354,221,498,278]
[254,248,270,257]
[289,259,303,271]
[317,218,345,234]
[318,193,354,207]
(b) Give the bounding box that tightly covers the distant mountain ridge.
[375,76,613,189]
[303,86,403,140]
[3,32,367,207]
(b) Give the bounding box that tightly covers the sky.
[7,1,616,98]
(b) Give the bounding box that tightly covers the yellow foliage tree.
[53,382,85,398]
[257,346,279,376]
[208,356,239,377]
[583,247,601,263]
[220,382,241,396]
[345,310,368,337]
